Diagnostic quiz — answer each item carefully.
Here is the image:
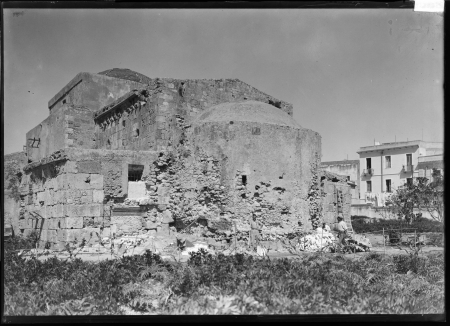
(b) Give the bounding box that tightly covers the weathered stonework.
[5,68,352,249]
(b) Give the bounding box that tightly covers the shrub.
[4,234,167,315]
[3,233,445,316]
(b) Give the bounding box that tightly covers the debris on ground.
[295,228,336,252]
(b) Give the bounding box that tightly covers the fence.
[355,227,426,256]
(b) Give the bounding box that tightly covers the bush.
[4,233,445,315]
[159,249,444,314]
[351,216,443,234]
[4,235,168,315]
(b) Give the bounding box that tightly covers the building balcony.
[363,168,374,175]
[403,164,414,173]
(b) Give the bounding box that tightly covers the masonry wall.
[26,105,67,162]
[18,148,158,249]
[320,180,352,227]
[93,78,294,153]
[321,160,360,202]
[48,72,146,112]
[189,120,322,232]
[155,79,294,152]
[26,105,98,162]
[4,151,28,234]
[94,91,158,151]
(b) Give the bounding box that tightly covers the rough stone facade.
[4,152,28,233]
[319,170,353,231]
[4,68,352,248]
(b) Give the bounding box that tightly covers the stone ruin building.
[4,69,353,249]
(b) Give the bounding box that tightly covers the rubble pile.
[296,227,335,252]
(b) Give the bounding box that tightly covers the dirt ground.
[20,231,443,263]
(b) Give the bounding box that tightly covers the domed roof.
[193,101,302,128]
[98,68,152,84]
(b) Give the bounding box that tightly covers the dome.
[193,101,302,128]
[98,68,152,84]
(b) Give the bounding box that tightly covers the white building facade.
[357,140,443,207]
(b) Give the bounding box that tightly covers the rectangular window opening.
[367,181,372,192]
[406,154,412,166]
[366,158,371,169]
[386,179,392,193]
[385,156,391,169]
[128,164,144,182]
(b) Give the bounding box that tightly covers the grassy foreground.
[3,235,445,315]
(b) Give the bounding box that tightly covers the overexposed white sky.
[3,9,444,161]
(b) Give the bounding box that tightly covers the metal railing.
[363,168,374,175]
[403,164,414,172]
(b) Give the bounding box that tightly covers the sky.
[3,8,444,161]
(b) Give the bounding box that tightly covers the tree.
[387,169,443,224]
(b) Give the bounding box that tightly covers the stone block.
[80,190,93,204]
[128,181,146,199]
[162,210,174,223]
[47,230,58,244]
[90,174,104,190]
[67,173,92,190]
[62,161,78,174]
[48,178,58,190]
[60,217,83,229]
[57,229,67,242]
[44,205,52,219]
[44,190,52,206]
[111,215,143,233]
[39,229,48,242]
[83,216,95,228]
[36,191,45,204]
[66,204,102,217]
[144,221,158,229]
[77,161,101,174]
[41,218,50,231]
[93,190,104,203]
[56,174,67,190]
[54,204,64,218]
[48,218,59,230]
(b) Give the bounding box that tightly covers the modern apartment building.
[357,140,443,205]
